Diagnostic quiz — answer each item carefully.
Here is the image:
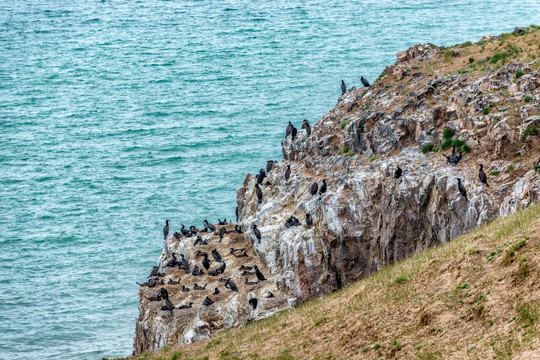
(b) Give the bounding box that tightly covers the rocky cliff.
[134,27,540,353]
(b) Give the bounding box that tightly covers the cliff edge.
[133,26,540,354]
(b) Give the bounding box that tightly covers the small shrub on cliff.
[521,125,538,141]
[370,155,377,162]
[515,70,525,78]
[171,352,182,360]
[524,95,532,102]
[451,138,464,147]
[441,139,453,150]
[483,107,490,115]
[394,275,407,284]
[442,128,454,140]
[506,165,515,173]
[338,145,350,154]
[432,146,440,152]
[422,144,434,153]
[516,300,538,328]
[534,165,540,173]
[469,57,475,63]
[444,50,452,61]
[491,170,499,176]
[341,121,351,129]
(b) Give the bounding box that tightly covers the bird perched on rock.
[163,220,170,239]
[310,182,318,196]
[193,283,207,290]
[457,178,469,201]
[341,80,346,95]
[225,278,238,292]
[266,160,274,173]
[302,119,311,136]
[479,164,489,187]
[253,265,266,282]
[177,302,193,310]
[285,216,301,228]
[255,183,263,204]
[161,299,175,315]
[233,225,243,233]
[286,121,294,139]
[219,227,227,242]
[256,169,266,185]
[192,265,204,276]
[190,225,200,235]
[212,287,220,295]
[215,261,226,275]
[284,165,291,182]
[319,179,327,195]
[394,165,402,179]
[249,298,258,310]
[211,248,222,263]
[193,236,207,246]
[306,213,312,229]
[202,254,210,270]
[252,224,261,243]
[203,220,216,232]
[180,224,191,237]
[145,294,162,301]
[181,285,190,292]
[202,296,214,306]
[160,287,169,300]
[361,76,370,88]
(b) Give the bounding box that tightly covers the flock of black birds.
[140,217,274,315]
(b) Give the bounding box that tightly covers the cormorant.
[361,76,370,88]
[249,298,258,310]
[161,299,175,315]
[265,292,274,298]
[165,253,178,267]
[302,119,311,136]
[216,261,226,275]
[202,254,210,270]
[167,278,180,285]
[163,220,170,239]
[252,224,261,243]
[180,224,191,237]
[394,166,402,179]
[212,288,220,295]
[192,265,204,276]
[341,80,346,95]
[235,206,239,222]
[306,213,312,229]
[256,169,266,185]
[181,285,190,292]
[173,232,182,240]
[203,220,216,232]
[211,249,222,263]
[219,227,227,242]
[230,247,245,254]
[479,164,489,187]
[286,121,293,138]
[177,302,193,310]
[190,225,200,235]
[255,183,263,204]
[233,225,243,234]
[239,265,253,271]
[179,254,190,270]
[202,296,214,306]
[242,270,255,277]
[234,251,248,258]
[225,278,238,292]
[193,283,207,290]
[160,287,169,300]
[310,182,318,196]
[245,277,259,285]
[292,124,297,139]
[457,178,469,201]
[193,236,207,246]
[149,266,160,277]
[145,294,162,301]
[285,216,301,228]
[319,179,327,195]
[253,265,266,282]
[284,165,291,182]
[266,160,274,173]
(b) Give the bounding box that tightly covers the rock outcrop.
[134,29,540,354]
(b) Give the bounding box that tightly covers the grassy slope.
[123,29,540,360]
[127,203,540,360]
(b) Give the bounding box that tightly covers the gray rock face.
[134,42,540,353]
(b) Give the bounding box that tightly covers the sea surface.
[1,0,539,358]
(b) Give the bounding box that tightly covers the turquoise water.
[1,1,539,358]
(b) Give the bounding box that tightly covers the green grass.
[515,70,525,78]
[524,95,532,102]
[370,155,377,162]
[521,125,538,141]
[422,144,434,153]
[506,165,515,173]
[516,300,539,328]
[394,275,407,284]
[442,128,454,140]
[469,57,475,63]
[483,107,490,115]
[451,138,464,147]
[441,139,452,149]
[170,352,182,360]
[340,122,350,129]
[491,170,500,176]
[338,145,350,155]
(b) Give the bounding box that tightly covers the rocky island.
[132,27,540,357]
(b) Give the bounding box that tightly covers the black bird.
[180,224,191,237]
[256,169,266,185]
[319,179,327,195]
[160,287,169,300]
[230,247,245,254]
[165,253,178,267]
[286,121,293,138]
[216,261,226,275]
[217,219,226,225]
[284,165,291,182]
[253,265,266,282]
[291,124,297,139]
[266,160,274,173]
[479,164,489,187]
[219,227,227,242]
[195,250,208,257]
[225,278,238,292]
[242,270,255,277]
[211,248,222,262]
[361,76,370,88]
[193,283,207,290]
[190,225,200,235]
[218,277,228,283]
[302,119,311,136]
[193,236,207,246]
[255,183,263,204]
[161,299,175,315]
[235,206,239,222]
[212,287,220,295]
[181,285,190,292]
[200,226,208,233]
[394,166,402,179]
[167,278,180,285]
[179,254,190,270]
[457,178,469,201]
[177,302,193,310]
[202,296,214,306]
[192,265,204,276]
[203,220,216,232]
[265,292,274,298]
[310,182,318,196]
[149,266,160,277]
[285,216,301,228]
[208,269,219,276]
[234,251,248,258]
[248,298,258,310]
[202,254,210,270]
[173,232,182,240]
[252,225,261,243]
[306,213,312,229]
[239,265,253,271]
[245,277,259,285]
[145,294,162,301]
[163,219,170,239]
[233,225,243,234]
[341,80,346,95]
